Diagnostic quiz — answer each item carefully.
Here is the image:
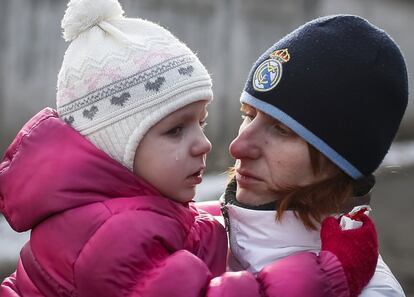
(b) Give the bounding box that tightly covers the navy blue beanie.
[241,15,408,179]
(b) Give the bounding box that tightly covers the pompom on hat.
[57,0,213,171]
[241,15,408,179]
[62,0,125,41]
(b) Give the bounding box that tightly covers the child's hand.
[321,212,378,297]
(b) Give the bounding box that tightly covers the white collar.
[225,203,321,274]
[224,202,371,274]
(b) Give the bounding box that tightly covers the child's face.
[133,101,211,203]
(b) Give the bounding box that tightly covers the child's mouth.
[186,169,204,185]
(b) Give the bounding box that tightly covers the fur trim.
[61,0,124,42]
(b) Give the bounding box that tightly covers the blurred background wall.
[1,0,413,295]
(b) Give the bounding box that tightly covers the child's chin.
[170,190,196,203]
[170,198,193,204]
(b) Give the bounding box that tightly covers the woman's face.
[229,104,331,206]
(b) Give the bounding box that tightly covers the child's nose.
[229,125,261,160]
[191,132,212,156]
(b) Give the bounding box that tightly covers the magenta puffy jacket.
[1,108,353,297]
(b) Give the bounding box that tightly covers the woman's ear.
[352,175,376,196]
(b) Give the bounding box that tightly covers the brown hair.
[228,144,356,230]
[276,144,354,230]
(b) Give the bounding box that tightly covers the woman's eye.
[241,112,254,121]
[200,120,207,130]
[273,124,293,136]
[166,126,183,136]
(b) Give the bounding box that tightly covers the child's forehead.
[165,101,209,121]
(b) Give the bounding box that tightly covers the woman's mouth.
[235,169,263,187]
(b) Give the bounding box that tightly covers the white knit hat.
[57,0,213,171]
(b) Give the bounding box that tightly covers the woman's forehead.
[241,103,286,126]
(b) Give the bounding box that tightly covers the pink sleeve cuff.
[257,251,349,297]
[207,271,261,297]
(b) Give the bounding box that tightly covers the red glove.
[321,211,378,297]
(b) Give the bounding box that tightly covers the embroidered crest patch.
[253,49,290,92]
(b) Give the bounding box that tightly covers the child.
[1,1,378,297]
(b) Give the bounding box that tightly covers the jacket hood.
[0,108,162,232]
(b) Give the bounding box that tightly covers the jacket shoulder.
[73,205,189,296]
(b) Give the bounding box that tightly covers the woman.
[212,14,407,297]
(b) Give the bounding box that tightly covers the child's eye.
[166,126,183,137]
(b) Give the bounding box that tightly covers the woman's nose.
[229,125,261,160]
[191,131,212,156]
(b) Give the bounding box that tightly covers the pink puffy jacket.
[0,108,367,297]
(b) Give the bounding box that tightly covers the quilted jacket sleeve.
[189,204,228,277]
[0,272,21,297]
[205,251,349,297]
[71,204,336,297]
[121,249,349,297]
[73,209,204,297]
[73,203,375,297]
